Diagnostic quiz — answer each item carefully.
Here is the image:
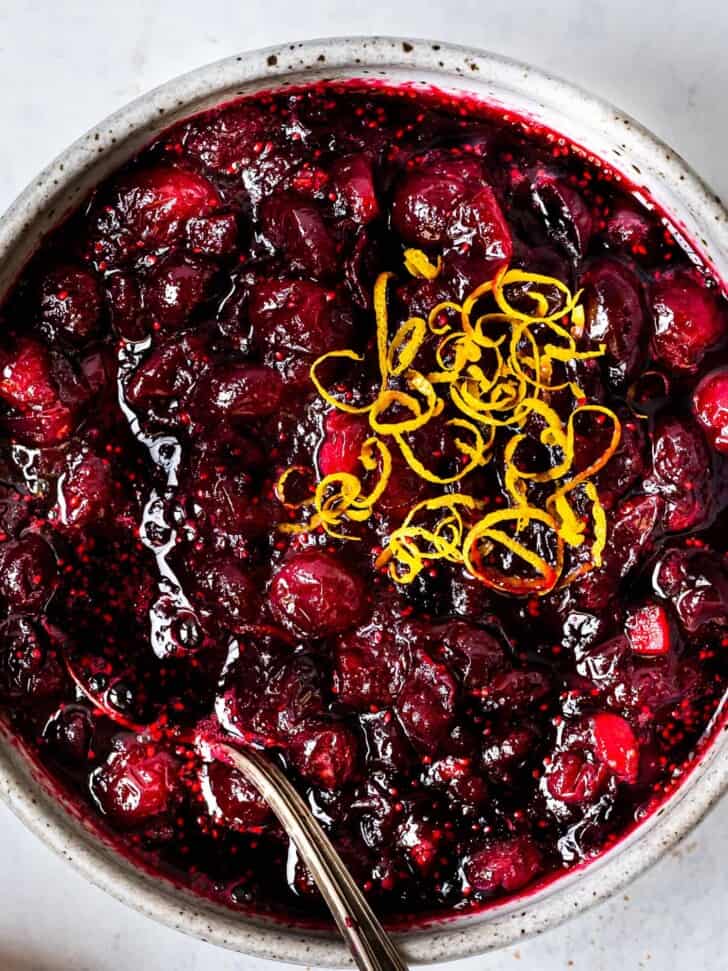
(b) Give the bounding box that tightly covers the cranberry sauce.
[1,81,728,925]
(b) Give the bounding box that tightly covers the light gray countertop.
[1,2,726,968]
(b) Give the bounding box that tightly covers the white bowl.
[1,36,727,968]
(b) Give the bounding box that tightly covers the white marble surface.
[1,2,727,969]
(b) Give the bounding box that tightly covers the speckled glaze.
[0,36,727,968]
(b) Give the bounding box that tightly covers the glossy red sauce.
[0,80,727,926]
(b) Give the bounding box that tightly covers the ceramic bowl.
[1,36,727,968]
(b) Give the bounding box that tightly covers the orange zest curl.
[276,249,621,596]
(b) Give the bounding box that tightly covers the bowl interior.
[1,37,727,967]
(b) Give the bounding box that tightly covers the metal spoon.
[210,741,408,971]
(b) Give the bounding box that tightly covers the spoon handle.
[212,742,408,971]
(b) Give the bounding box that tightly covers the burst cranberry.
[334,609,415,710]
[248,278,353,385]
[318,410,368,477]
[650,271,726,371]
[693,367,728,453]
[53,452,113,529]
[183,102,279,173]
[185,212,238,256]
[396,810,443,874]
[590,712,639,783]
[625,603,672,657]
[594,417,646,506]
[42,704,94,764]
[360,710,414,768]
[125,333,207,406]
[0,616,64,700]
[481,669,551,712]
[90,736,182,828]
[580,258,646,387]
[481,723,537,782]
[191,556,259,631]
[38,266,103,343]
[0,337,58,411]
[531,174,592,256]
[451,186,513,264]
[141,255,215,331]
[437,622,508,695]
[193,363,282,419]
[289,720,358,788]
[216,637,323,746]
[199,761,271,831]
[93,165,220,260]
[396,649,456,754]
[653,547,728,634]
[330,154,379,224]
[268,551,364,638]
[260,195,337,278]
[544,749,607,805]
[105,272,144,340]
[576,494,663,610]
[465,836,542,894]
[0,534,57,611]
[644,415,712,532]
[604,206,652,251]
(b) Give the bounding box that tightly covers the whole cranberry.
[90,735,182,829]
[289,720,358,789]
[260,195,337,278]
[268,551,364,638]
[392,165,470,247]
[38,266,103,343]
[141,255,215,331]
[580,258,646,387]
[192,363,282,419]
[604,206,652,252]
[396,649,456,754]
[693,367,728,453]
[199,760,271,831]
[465,835,543,894]
[544,749,608,805]
[650,270,726,371]
[0,533,57,611]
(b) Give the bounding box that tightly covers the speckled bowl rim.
[1,35,727,968]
